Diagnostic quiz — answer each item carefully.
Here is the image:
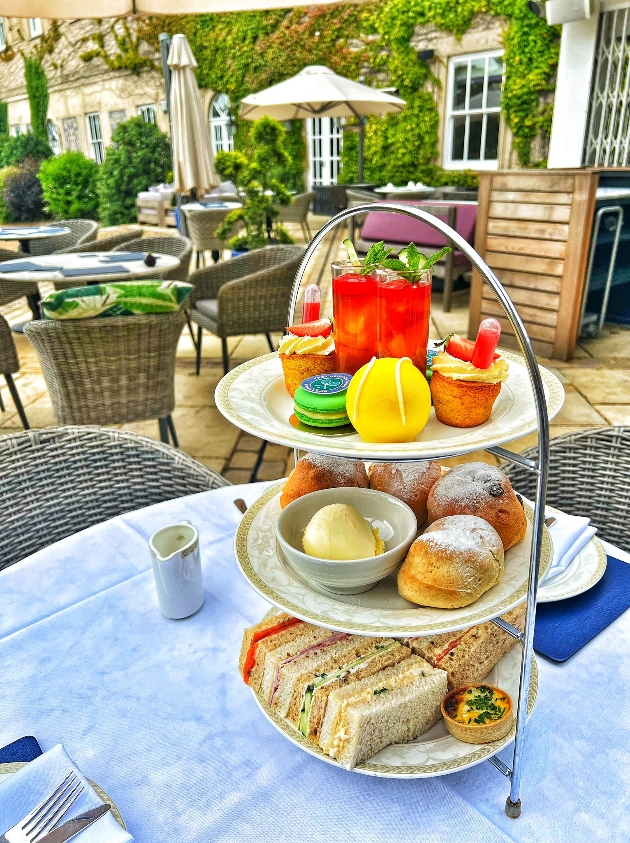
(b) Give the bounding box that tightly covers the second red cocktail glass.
[376,269,432,375]
[332,261,379,375]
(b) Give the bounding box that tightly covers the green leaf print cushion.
[42,280,193,320]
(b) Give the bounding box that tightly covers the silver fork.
[1,771,84,843]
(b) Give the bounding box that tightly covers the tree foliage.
[0,133,52,168]
[3,161,44,222]
[39,151,99,219]
[97,117,171,226]
[215,117,293,250]
[24,55,49,141]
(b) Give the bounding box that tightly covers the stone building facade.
[0,13,534,182]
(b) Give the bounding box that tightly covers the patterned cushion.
[42,280,193,320]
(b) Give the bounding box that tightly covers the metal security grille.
[584,8,630,166]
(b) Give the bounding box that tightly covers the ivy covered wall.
[79,2,559,187]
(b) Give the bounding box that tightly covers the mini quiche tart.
[441,684,513,744]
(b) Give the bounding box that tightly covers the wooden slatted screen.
[468,170,599,360]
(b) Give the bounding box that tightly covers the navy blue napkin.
[0,262,62,273]
[99,253,150,263]
[60,266,130,278]
[0,737,42,763]
[534,555,630,662]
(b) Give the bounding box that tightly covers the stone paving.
[1,216,629,482]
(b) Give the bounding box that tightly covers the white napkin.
[0,744,132,843]
[523,498,597,582]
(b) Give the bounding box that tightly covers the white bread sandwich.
[239,613,331,693]
[281,637,412,740]
[318,656,447,769]
[405,604,526,690]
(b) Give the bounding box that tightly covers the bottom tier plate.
[251,647,537,778]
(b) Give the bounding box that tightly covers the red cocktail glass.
[376,268,432,375]
[332,260,378,375]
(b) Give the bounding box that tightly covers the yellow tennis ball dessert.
[347,357,431,443]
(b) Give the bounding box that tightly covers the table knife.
[37,804,111,843]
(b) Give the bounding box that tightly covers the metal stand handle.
[289,203,550,817]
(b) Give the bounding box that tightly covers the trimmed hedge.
[39,152,99,219]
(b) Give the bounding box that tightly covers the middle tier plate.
[235,482,552,637]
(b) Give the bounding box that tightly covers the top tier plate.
[215,350,564,461]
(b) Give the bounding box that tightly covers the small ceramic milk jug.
[149,521,205,619]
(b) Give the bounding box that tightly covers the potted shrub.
[214,117,294,255]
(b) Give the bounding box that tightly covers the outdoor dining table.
[1,481,628,843]
[373,184,436,195]
[182,201,243,213]
[0,251,181,333]
[0,224,71,254]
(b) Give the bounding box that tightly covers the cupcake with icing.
[430,322,508,428]
[279,318,336,397]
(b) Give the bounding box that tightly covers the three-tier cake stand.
[216,203,564,818]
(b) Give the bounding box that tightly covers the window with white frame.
[28,18,43,38]
[10,124,21,137]
[209,93,234,154]
[47,120,61,155]
[306,117,343,188]
[0,20,6,51]
[86,112,105,164]
[444,50,504,170]
[137,104,157,125]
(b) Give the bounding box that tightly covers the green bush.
[0,165,19,223]
[3,160,44,222]
[98,117,171,226]
[39,152,99,219]
[0,133,53,168]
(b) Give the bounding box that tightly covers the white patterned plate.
[234,483,552,637]
[538,536,607,602]
[251,647,537,777]
[216,350,564,461]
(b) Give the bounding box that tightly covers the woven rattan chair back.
[0,426,230,568]
[0,313,18,374]
[345,189,378,233]
[0,314,29,428]
[24,312,185,426]
[29,219,98,256]
[503,427,630,550]
[54,229,139,255]
[185,209,230,256]
[113,235,192,284]
[276,192,314,241]
[0,246,39,308]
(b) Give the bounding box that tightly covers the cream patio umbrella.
[5,1,359,15]
[167,33,218,197]
[240,65,406,180]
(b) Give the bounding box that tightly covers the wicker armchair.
[0,313,29,428]
[29,219,98,256]
[276,192,315,241]
[54,228,140,255]
[345,189,380,244]
[189,245,305,374]
[0,246,41,318]
[503,427,630,551]
[24,312,185,445]
[183,209,232,267]
[0,426,230,569]
[113,235,192,285]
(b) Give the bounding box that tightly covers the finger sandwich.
[318,656,447,769]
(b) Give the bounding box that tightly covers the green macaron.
[293,373,351,428]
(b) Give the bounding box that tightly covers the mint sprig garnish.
[343,238,452,282]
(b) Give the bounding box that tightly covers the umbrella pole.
[358,116,365,183]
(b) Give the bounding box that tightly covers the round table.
[373,184,435,194]
[0,224,71,254]
[0,482,628,842]
[182,201,242,213]
[1,251,180,332]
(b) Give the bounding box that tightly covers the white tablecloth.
[1,483,628,843]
